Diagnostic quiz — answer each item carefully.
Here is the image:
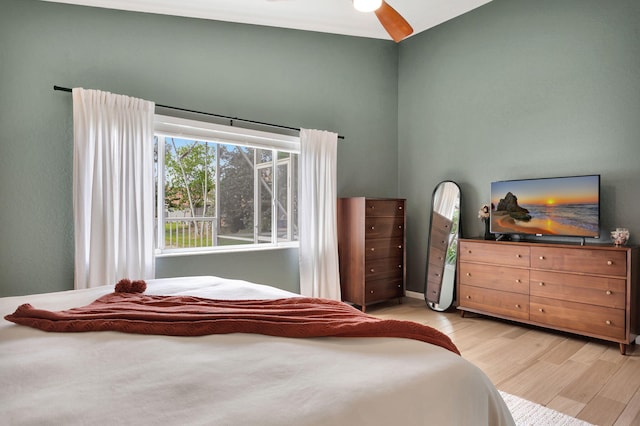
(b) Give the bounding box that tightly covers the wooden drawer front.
[427,247,446,281]
[430,226,451,257]
[426,256,446,302]
[365,199,405,217]
[365,258,403,280]
[530,247,627,276]
[431,212,453,240]
[530,270,626,309]
[530,296,625,340]
[459,263,529,295]
[460,241,530,267]
[427,246,446,270]
[365,278,403,304]
[365,238,403,260]
[430,228,451,252]
[459,285,529,320]
[365,217,404,239]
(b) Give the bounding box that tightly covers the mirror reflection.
[425,181,461,311]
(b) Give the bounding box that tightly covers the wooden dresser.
[457,239,639,354]
[337,198,406,311]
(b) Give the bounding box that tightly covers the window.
[154,115,299,255]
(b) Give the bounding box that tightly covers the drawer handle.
[468,250,472,254]
[398,206,403,210]
[515,279,521,283]
[466,295,471,299]
[606,290,612,295]
[605,320,611,325]
[370,226,375,230]
[398,245,402,249]
[435,273,440,277]
[539,256,545,260]
[370,248,375,251]
[607,260,613,266]
[539,308,544,313]
[370,290,374,294]
[515,304,521,308]
[466,272,471,276]
[516,254,521,258]
[397,284,401,288]
[539,282,545,286]
[398,225,403,229]
[397,264,402,269]
[370,268,375,273]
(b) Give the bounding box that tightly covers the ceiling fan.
[268,0,413,42]
[353,0,413,42]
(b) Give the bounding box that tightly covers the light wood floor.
[366,297,640,426]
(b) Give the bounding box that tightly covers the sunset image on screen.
[490,175,600,237]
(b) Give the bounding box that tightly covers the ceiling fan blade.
[374,1,413,42]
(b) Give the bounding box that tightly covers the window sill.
[154,242,299,258]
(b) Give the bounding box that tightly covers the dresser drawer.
[429,225,451,253]
[430,211,453,242]
[365,199,405,217]
[530,270,626,309]
[459,263,529,294]
[365,238,403,260]
[365,217,404,239]
[426,244,447,302]
[365,257,403,280]
[459,241,530,267]
[530,296,625,340]
[530,247,627,276]
[459,285,529,320]
[365,278,404,304]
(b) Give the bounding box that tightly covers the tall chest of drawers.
[457,239,639,354]
[337,198,406,312]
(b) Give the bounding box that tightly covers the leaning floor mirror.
[424,181,461,311]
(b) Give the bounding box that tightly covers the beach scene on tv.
[490,176,600,237]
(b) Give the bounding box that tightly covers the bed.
[0,276,514,425]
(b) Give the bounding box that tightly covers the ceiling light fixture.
[353,0,383,13]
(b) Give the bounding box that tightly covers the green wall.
[0,0,398,296]
[2,0,639,297]
[399,0,640,291]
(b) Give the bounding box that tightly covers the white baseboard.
[405,290,423,300]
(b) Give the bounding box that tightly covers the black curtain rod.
[53,85,344,140]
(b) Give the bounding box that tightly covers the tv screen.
[490,175,600,238]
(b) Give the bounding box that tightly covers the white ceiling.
[40,0,493,41]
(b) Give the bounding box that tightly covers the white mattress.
[0,276,514,425]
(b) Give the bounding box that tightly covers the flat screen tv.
[490,175,600,238]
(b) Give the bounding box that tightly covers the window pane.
[163,137,216,249]
[258,161,273,244]
[218,144,254,246]
[154,122,299,253]
[277,155,290,242]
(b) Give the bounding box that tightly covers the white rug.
[500,391,595,426]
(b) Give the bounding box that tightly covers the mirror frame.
[424,181,462,311]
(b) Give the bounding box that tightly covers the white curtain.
[72,88,155,289]
[434,181,459,218]
[299,128,341,300]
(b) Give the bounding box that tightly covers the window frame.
[154,115,300,257]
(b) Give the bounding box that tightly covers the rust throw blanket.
[5,291,459,355]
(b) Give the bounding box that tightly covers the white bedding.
[0,276,514,426]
